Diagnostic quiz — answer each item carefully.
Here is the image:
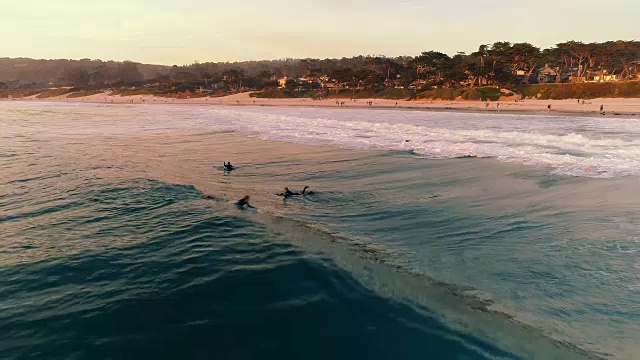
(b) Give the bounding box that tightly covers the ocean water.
[1,102,639,359]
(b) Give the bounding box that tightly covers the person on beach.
[237,195,255,209]
[547,104,551,111]
[600,104,604,113]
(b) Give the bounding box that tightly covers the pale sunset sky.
[1,0,638,65]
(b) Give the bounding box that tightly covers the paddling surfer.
[236,195,255,209]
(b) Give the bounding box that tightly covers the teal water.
[1,102,639,359]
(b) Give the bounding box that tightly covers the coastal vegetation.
[66,90,104,98]
[0,89,40,98]
[1,40,639,100]
[512,82,640,99]
[36,88,73,99]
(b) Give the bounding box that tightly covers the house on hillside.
[567,67,586,83]
[536,66,557,84]
[593,74,621,82]
[321,81,337,90]
[318,75,337,90]
[587,70,621,82]
[513,69,531,84]
[407,79,427,90]
[211,81,226,90]
[392,81,405,89]
[277,76,288,88]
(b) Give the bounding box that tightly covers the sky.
[0,0,638,65]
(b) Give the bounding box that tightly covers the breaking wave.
[199,108,640,178]
[4,102,640,178]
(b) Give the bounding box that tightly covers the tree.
[91,64,115,85]
[151,73,171,85]
[328,68,354,92]
[590,42,615,82]
[284,78,298,93]
[3,38,640,94]
[114,61,143,84]
[353,68,381,90]
[543,46,571,83]
[413,51,451,83]
[173,71,198,83]
[463,45,488,87]
[486,42,515,86]
[257,70,274,81]
[446,53,472,86]
[511,43,541,84]
[375,57,399,86]
[62,67,90,86]
[557,41,594,81]
[189,62,217,87]
[612,40,640,80]
[469,42,509,86]
[243,76,261,90]
[222,69,245,92]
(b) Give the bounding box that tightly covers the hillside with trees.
[1,40,639,100]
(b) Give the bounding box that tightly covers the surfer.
[277,187,299,197]
[223,162,234,171]
[236,195,255,209]
[277,186,314,197]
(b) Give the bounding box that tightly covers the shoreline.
[3,91,640,118]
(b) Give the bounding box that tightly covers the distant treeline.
[1,40,639,99]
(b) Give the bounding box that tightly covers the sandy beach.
[5,91,640,116]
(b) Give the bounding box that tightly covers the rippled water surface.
[1,102,639,359]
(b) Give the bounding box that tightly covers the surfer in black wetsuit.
[277,187,299,197]
[224,162,234,171]
[278,186,315,197]
[236,195,255,209]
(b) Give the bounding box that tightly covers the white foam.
[193,107,640,178]
[2,102,639,178]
